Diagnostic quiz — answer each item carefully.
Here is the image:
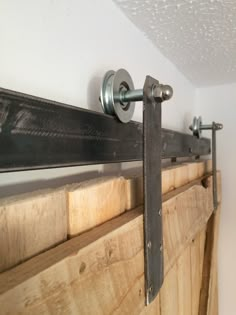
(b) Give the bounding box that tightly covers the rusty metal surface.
[143,76,163,304]
[0,87,210,172]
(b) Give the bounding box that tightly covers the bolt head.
[215,123,223,130]
[161,85,173,101]
[148,285,153,293]
[152,84,173,102]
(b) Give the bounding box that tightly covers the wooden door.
[0,161,220,315]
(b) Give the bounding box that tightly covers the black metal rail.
[0,87,210,172]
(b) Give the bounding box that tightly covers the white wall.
[0,0,195,197]
[195,83,236,315]
[1,1,234,314]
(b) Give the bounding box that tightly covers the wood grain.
[160,229,206,315]
[199,172,221,315]
[162,177,213,275]
[191,228,206,315]
[125,161,212,210]
[199,207,220,315]
[0,178,214,315]
[0,161,210,273]
[66,177,126,237]
[0,188,67,273]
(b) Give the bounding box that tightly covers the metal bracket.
[190,117,223,210]
[143,76,163,304]
[100,69,173,304]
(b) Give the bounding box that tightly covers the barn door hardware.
[100,68,173,304]
[0,75,211,306]
[190,117,223,210]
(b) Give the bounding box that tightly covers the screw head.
[147,241,152,249]
[148,285,153,293]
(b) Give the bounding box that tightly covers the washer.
[100,69,135,123]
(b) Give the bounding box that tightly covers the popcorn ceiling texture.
[114,0,236,86]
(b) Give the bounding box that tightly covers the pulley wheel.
[100,69,135,123]
[190,116,202,138]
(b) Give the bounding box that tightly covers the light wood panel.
[0,177,214,315]
[66,177,126,237]
[0,209,144,315]
[125,161,212,210]
[162,177,213,275]
[0,161,210,273]
[160,228,206,315]
[125,175,143,210]
[199,208,221,315]
[191,228,206,315]
[0,188,67,273]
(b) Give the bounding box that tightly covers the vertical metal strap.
[212,123,218,210]
[143,76,163,305]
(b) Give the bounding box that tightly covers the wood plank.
[140,294,161,315]
[199,172,221,315]
[159,263,179,315]
[66,161,212,240]
[125,160,211,210]
[0,188,67,273]
[162,177,213,275]
[0,178,214,315]
[199,207,221,315]
[162,160,211,194]
[177,244,192,315]
[66,177,127,237]
[160,229,206,315]
[125,175,143,210]
[206,211,219,315]
[0,161,211,273]
[0,209,145,315]
[190,228,206,315]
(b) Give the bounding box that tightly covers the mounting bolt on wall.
[100,68,173,305]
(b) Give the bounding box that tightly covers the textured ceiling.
[114,0,236,86]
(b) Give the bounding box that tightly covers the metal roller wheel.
[190,116,202,138]
[100,69,135,123]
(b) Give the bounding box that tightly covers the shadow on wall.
[0,170,99,199]
[0,163,143,199]
[183,111,193,133]
[87,74,103,113]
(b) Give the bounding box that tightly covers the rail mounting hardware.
[100,68,173,123]
[100,68,173,304]
[0,69,211,306]
[190,116,223,210]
